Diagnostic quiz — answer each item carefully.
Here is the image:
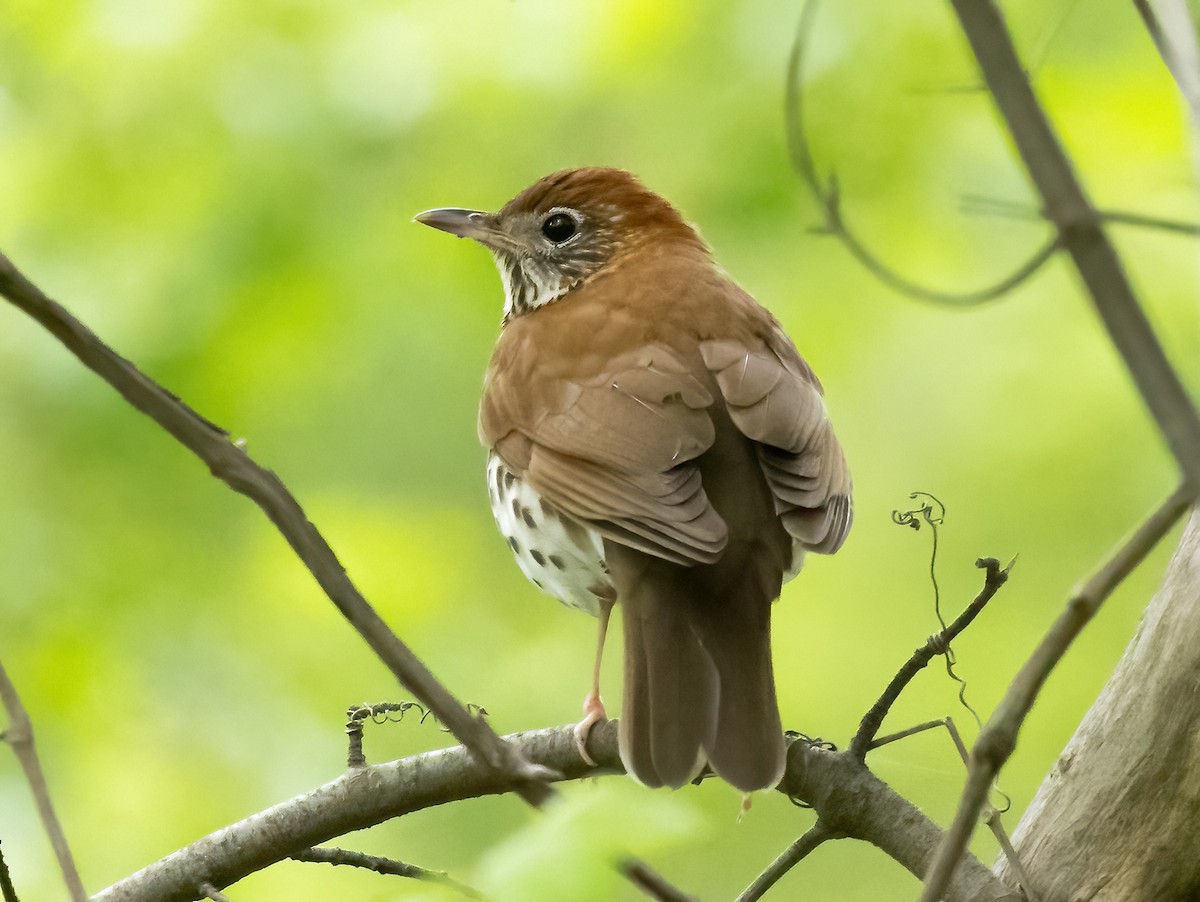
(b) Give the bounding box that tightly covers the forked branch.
[850,557,1011,759]
[948,0,1200,487]
[921,484,1192,900]
[90,721,1014,902]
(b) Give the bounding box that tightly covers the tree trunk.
[996,508,1200,901]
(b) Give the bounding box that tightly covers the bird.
[416,168,851,792]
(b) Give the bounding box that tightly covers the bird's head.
[416,167,704,319]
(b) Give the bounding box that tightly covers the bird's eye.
[541,212,577,243]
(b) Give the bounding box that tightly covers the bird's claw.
[573,692,608,765]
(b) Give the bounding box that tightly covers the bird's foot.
[573,692,607,766]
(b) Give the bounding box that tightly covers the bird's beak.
[415,207,501,242]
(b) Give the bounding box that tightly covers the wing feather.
[701,332,852,555]
[483,341,728,566]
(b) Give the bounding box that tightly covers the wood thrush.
[417,168,852,792]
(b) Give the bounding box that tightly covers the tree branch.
[0,659,86,901]
[921,484,1192,901]
[949,0,1200,490]
[734,820,837,902]
[850,557,1011,759]
[89,725,596,902]
[0,251,555,809]
[87,720,1017,901]
[780,742,1020,902]
[291,846,482,898]
[995,508,1200,897]
[620,860,697,902]
[961,194,1200,237]
[786,1,1059,307]
[0,842,19,902]
[0,251,705,901]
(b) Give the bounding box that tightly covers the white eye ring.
[540,207,582,244]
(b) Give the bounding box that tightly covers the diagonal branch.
[949,0,1200,489]
[621,860,697,902]
[734,820,838,902]
[0,659,86,901]
[0,252,690,902]
[0,251,553,808]
[1,842,21,902]
[921,484,1193,901]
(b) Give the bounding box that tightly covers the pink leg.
[574,599,614,765]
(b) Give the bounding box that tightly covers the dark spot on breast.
[503,471,516,489]
[522,509,537,528]
[492,463,505,495]
[548,554,566,570]
[507,536,521,554]
[511,498,521,518]
[530,550,546,567]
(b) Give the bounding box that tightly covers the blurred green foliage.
[1,0,1196,898]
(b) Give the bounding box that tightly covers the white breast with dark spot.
[487,452,614,616]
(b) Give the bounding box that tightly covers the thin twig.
[962,194,1200,236]
[1094,209,1200,235]
[620,859,696,902]
[988,810,1038,902]
[850,557,1011,759]
[872,713,1023,885]
[786,1,1059,307]
[921,484,1192,901]
[938,719,1030,901]
[292,846,484,898]
[0,842,18,902]
[197,884,235,902]
[0,253,552,806]
[0,661,86,901]
[735,821,836,902]
[869,719,948,750]
[871,714,1034,896]
[949,0,1200,489]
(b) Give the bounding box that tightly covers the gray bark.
[996,509,1200,901]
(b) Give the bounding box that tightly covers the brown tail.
[611,544,786,792]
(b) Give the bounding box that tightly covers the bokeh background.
[1,0,1196,899]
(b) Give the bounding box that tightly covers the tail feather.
[619,580,717,787]
[611,543,785,792]
[690,593,785,791]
